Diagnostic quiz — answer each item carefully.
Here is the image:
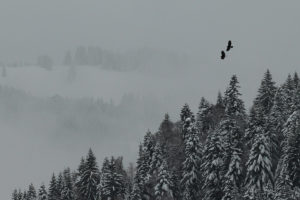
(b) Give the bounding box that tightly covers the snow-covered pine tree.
[98,157,110,199]
[130,181,142,200]
[99,157,125,200]
[38,184,47,200]
[180,106,202,200]
[23,191,28,200]
[142,131,155,177]
[293,72,299,89]
[62,168,74,200]
[74,157,86,200]
[253,69,277,116]
[76,149,100,200]
[281,125,300,195]
[244,125,274,199]
[245,107,260,148]
[274,94,300,199]
[17,190,23,200]
[282,74,295,119]
[268,87,285,152]
[115,157,128,198]
[150,142,164,174]
[27,184,37,200]
[180,103,195,140]
[219,75,246,199]
[12,189,18,200]
[154,158,174,200]
[130,144,144,200]
[223,75,246,122]
[202,129,224,200]
[135,131,156,199]
[211,92,225,130]
[196,97,212,142]
[57,172,64,199]
[48,174,59,200]
[157,113,174,146]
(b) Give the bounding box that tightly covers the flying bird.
[226,40,233,51]
[221,51,225,59]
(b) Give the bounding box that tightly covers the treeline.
[0,87,163,138]
[63,46,186,71]
[12,70,300,200]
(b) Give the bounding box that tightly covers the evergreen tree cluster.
[13,70,300,200]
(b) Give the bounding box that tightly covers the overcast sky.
[1,1,300,199]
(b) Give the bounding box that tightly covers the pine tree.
[196,97,212,141]
[75,157,86,200]
[130,144,145,199]
[180,103,195,140]
[155,158,174,200]
[76,149,100,200]
[282,74,295,119]
[62,168,74,200]
[202,130,224,200]
[48,174,59,200]
[28,184,37,200]
[293,72,299,88]
[17,190,23,200]
[245,107,261,147]
[253,69,277,116]
[244,131,273,199]
[38,184,48,200]
[220,75,246,199]
[12,189,18,200]
[268,88,285,152]
[180,107,202,200]
[150,142,164,174]
[223,75,246,122]
[100,157,125,200]
[57,172,63,199]
[130,181,142,200]
[23,191,28,200]
[157,113,174,146]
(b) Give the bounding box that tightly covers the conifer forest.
[11,71,300,200]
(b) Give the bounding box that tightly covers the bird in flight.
[226,40,233,51]
[221,51,225,59]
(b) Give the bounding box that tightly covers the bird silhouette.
[221,51,225,59]
[226,40,233,51]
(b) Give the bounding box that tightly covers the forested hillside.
[11,70,300,200]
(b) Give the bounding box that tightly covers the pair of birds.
[221,40,233,59]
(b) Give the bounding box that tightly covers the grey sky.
[1,1,300,199]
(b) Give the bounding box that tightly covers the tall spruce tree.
[57,172,63,199]
[202,129,224,200]
[76,149,100,200]
[62,168,74,200]
[244,120,274,199]
[48,174,59,200]
[196,97,212,142]
[293,72,299,89]
[180,103,195,140]
[100,157,125,200]
[17,190,23,200]
[282,74,295,119]
[220,75,246,199]
[38,184,47,200]
[154,158,174,200]
[180,105,202,200]
[27,184,37,200]
[253,69,277,116]
[12,189,18,200]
